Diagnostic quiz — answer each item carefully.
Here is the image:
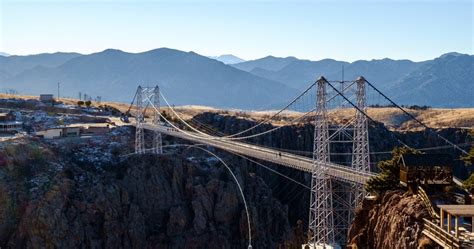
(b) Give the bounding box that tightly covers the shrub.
[365,146,420,194]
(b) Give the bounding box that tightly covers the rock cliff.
[0,111,469,248]
[347,190,435,248]
[0,141,303,248]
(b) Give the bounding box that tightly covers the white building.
[36,126,81,139]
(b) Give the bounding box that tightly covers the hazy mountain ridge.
[233,53,473,107]
[209,54,245,64]
[232,55,299,72]
[0,52,81,80]
[388,53,474,107]
[0,48,297,109]
[0,49,472,108]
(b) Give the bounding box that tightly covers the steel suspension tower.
[308,76,335,247]
[349,76,370,221]
[135,86,146,154]
[152,86,163,154]
[134,85,163,155]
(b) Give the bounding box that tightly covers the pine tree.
[365,147,420,194]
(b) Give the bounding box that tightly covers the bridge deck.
[143,124,375,184]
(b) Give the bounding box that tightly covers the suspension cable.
[187,145,253,249]
[364,80,470,155]
[126,87,140,114]
[158,81,357,140]
[324,80,411,148]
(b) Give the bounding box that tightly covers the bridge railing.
[418,186,440,219]
[423,218,460,248]
[146,124,375,184]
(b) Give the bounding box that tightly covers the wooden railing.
[418,186,439,219]
[423,218,461,248]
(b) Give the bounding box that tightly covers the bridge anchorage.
[130,76,375,248]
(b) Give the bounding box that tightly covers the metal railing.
[144,124,376,184]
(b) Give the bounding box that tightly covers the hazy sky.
[1,0,472,61]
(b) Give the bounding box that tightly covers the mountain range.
[208,54,245,64]
[0,49,472,109]
[0,49,293,109]
[233,53,473,107]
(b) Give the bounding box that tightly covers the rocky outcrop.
[347,190,435,249]
[1,112,469,249]
[0,142,299,249]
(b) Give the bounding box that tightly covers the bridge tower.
[135,86,146,154]
[348,76,370,222]
[134,85,163,155]
[308,76,336,247]
[152,86,163,154]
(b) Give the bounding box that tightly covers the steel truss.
[308,77,336,247]
[134,85,163,155]
[308,76,371,247]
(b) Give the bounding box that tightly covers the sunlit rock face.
[347,190,434,249]
[0,146,299,249]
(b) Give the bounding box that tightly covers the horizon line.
[1,48,471,63]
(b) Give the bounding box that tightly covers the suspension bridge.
[125,76,470,248]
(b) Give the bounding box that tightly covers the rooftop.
[438,205,474,216]
[401,154,453,167]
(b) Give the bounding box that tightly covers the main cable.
[365,80,470,155]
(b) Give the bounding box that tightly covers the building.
[0,112,15,122]
[0,112,22,133]
[39,94,54,103]
[37,128,63,139]
[36,126,80,139]
[63,127,81,137]
[399,154,453,187]
[83,125,111,135]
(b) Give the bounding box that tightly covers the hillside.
[388,53,474,107]
[209,54,245,64]
[0,52,81,80]
[0,49,297,110]
[1,49,472,109]
[3,92,473,132]
[232,55,299,72]
[233,53,473,107]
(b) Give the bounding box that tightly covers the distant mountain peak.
[101,48,126,54]
[262,55,298,60]
[209,54,245,64]
[439,52,466,59]
[0,52,10,57]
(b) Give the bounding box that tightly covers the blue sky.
[0,0,472,61]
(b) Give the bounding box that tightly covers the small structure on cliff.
[399,153,453,190]
[0,111,22,133]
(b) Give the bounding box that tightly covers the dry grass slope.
[1,94,473,131]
